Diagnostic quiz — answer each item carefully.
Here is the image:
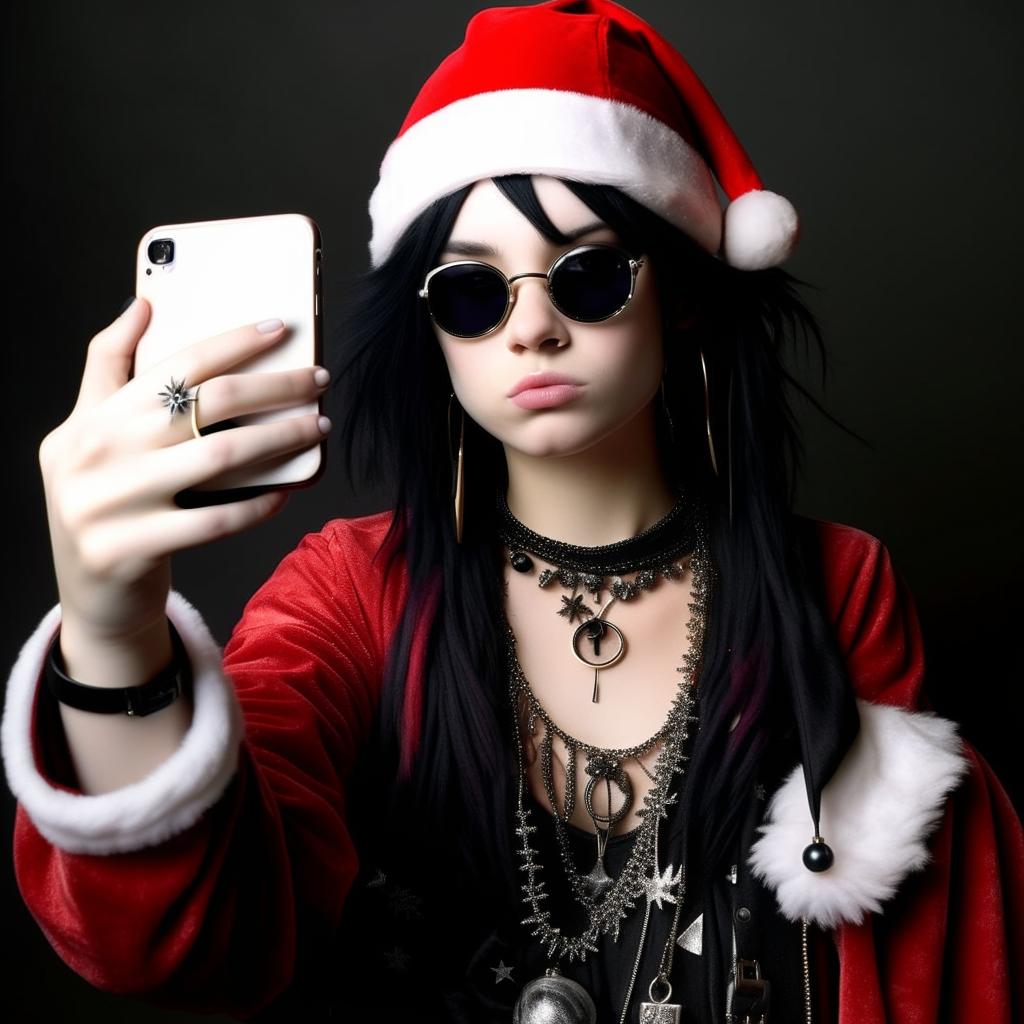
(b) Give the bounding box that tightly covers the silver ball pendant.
[513,967,597,1024]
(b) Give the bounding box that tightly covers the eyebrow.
[440,221,613,258]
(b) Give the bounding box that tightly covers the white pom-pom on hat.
[723,189,801,271]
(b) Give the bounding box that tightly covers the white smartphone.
[132,212,325,503]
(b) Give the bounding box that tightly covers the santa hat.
[368,0,800,270]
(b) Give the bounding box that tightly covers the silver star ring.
[158,376,204,440]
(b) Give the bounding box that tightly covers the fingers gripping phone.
[133,212,324,503]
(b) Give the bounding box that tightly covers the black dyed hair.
[328,173,861,980]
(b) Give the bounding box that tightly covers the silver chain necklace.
[505,507,715,1023]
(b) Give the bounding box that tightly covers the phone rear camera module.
[148,238,175,265]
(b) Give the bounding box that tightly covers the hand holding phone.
[36,214,329,644]
[133,212,324,498]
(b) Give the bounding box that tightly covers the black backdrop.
[3,1,1021,1020]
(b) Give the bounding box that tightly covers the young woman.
[4,2,1021,1022]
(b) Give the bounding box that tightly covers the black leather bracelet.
[46,619,191,717]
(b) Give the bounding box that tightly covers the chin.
[500,415,630,459]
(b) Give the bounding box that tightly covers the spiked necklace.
[496,488,702,703]
[507,505,715,1024]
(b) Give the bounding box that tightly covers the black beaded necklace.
[496,486,701,576]
[496,487,704,703]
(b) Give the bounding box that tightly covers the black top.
[251,746,837,1024]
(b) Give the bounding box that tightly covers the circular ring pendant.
[583,761,633,828]
[571,618,626,668]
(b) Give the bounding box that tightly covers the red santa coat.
[2,512,1021,1020]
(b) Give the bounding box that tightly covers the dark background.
[3,1,1021,1020]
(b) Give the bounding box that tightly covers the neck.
[502,400,681,546]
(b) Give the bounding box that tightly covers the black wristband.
[46,619,191,717]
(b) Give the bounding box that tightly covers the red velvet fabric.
[10,512,1023,1019]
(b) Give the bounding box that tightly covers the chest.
[502,553,697,835]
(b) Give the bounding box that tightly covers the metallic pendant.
[513,967,597,1024]
[639,976,682,1023]
[581,824,615,899]
[639,1001,682,1023]
[571,616,626,702]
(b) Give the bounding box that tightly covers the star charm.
[382,945,411,972]
[491,959,515,984]
[387,884,423,920]
[642,862,683,910]
[158,376,196,419]
[558,593,594,623]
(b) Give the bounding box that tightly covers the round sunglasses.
[418,243,646,339]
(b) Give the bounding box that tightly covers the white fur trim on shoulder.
[747,698,970,930]
[1,589,243,855]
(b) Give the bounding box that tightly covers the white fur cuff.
[748,699,970,929]
[1,589,243,855]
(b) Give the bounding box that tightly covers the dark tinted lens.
[427,264,509,336]
[551,247,632,322]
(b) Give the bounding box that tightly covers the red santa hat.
[368,0,800,271]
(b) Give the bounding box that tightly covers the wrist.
[47,619,191,717]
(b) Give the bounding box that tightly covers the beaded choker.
[495,487,700,575]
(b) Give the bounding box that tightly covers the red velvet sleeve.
[3,510,406,1018]
[813,520,1024,1022]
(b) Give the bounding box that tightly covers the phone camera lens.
[148,238,175,265]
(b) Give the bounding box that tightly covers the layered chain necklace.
[495,488,715,1024]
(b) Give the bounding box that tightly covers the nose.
[503,273,568,352]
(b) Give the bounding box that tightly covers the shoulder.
[233,509,409,649]
[284,508,404,576]
[795,514,926,710]
[798,514,890,602]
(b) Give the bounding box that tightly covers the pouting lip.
[507,372,583,398]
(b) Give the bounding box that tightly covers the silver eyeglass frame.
[417,242,646,339]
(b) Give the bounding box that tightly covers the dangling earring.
[448,391,465,544]
[699,348,719,477]
[659,374,677,445]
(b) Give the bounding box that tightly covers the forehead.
[446,176,607,243]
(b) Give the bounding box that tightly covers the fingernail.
[318,415,332,434]
[118,296,136,316]
[313,368,330,386]
[257,318,284,334]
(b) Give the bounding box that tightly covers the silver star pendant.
[491,959,515,984]
[642,862,683,910]
[558,592,594,624]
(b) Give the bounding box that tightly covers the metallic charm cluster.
[500,494,716,1022]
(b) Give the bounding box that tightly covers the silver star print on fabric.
[642,863,683,910]
[491,960,515,984]
[387,884,423,921]
[383,945,411,972]
[158,376,196,420]
[367,868,387,888]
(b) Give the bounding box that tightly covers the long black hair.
[328,171,861,961]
